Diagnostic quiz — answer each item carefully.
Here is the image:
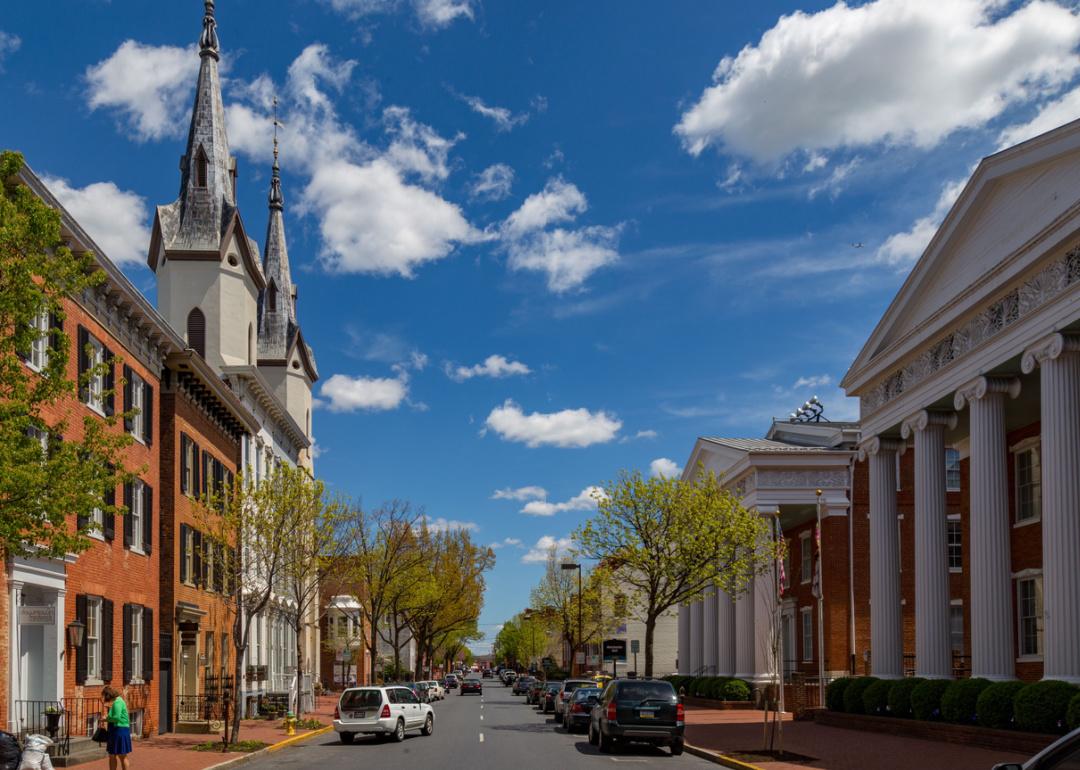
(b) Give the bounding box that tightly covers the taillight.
[380,704,391,719]
[333,706,340,719]
[676,703,685,723]
[572,704,583,713]
[606,701,617,721]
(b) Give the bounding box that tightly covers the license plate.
[639,710,656,719]
[350,712,366,719]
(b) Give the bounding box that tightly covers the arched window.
[187,307,206,358]
[267,282,278,313]
[195,146,209,188]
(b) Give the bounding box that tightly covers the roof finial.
[200,0,219,59]
[269,96,284,210]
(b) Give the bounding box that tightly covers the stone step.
[50,737,105,768]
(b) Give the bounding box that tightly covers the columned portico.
[689,600,704,674]
[901,410,956,679]
[1023,333,1080,683]
[734,582,756,681]
[703,587,718,675]
[862,437,903,679]
[677,604,690,675]
[955,376,1019,680]
[716,589,736,677]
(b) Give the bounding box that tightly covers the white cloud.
[325,0,474,28]
[484,400,622,448]
[492,486,548,501]
[0,30,20,67]
[634,429,659,440]
[649,458,681,478]
[42,176,150,267]
[807,157,861,199]
[489,537,524,549]
[318,372,408,412]
[447,354,532,382]
[85,41,199,141]
[675,0,1080,163]
[423,517,479,533]
[504,178,588,238]
[998,85,1080,149]
[793,374,833,389]
[460,93,528,132]
[521,486,605,517]
[876,178,967,266]
[470,163,515,201]
[521,535,573,564]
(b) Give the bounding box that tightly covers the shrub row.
[663,675,751,701]
[825,676,1080,734]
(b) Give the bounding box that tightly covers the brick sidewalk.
[73,696,337,770]
[684,705,1032,770]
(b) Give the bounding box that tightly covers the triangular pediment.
[844,117,1080,391]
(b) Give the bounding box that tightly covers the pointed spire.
[200,0,219,59]
[269,97,284,211]
[259,104,297,358]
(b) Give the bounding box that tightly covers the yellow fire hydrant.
[285,712,296,736]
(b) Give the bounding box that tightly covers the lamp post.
[523,608,538,672]
[561,562,583,676]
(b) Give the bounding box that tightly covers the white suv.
[334,685,435,743]
[425,680,445,700]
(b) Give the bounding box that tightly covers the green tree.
[574,468,774,676]
[0,150,135,560]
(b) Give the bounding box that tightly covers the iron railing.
[12,697,105,757]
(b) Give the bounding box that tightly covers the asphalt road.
[247,680,718,770]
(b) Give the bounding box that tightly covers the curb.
[684,742,765,770]
[205,726,333,770]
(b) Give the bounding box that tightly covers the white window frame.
[130,480,145,554]
[1016,573,1044,660]
[945,448,961,492]
[131,606,144,683]
[800,607,813,662]
[130,372,145,442]
[86,597,103,683]
[949,600,964,654]
[799,532,812,584]
[28,310,50,372]
[1013,441,1042,526]
[182,527,195,586]
[86,337,106,414]
[89,504,105,541]
[947,515,962,572]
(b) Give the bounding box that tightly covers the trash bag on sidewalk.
[18,735,54,770]
[0,731,21,770]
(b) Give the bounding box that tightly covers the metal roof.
[700,438,843,453]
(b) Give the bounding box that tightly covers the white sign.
[575,652,585,664]
[19,606,55,625]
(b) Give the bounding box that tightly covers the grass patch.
[191,740,270,753]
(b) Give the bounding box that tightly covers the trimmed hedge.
[887,677,925,719]
[1014,680,1077,734]
[720,679,750,701]
[863,679,892,716]
[976,681,1026,730]
[940,678,991,725]
[1067,693,1080,732]
[843,677,878,715]
[826,677,853,712]
[662,675,751,701]
[911,679,952,721]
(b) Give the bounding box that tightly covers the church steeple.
[259,113,298,357]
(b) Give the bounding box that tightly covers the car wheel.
[599,729,614,754]
[422,714,434,737]
[339,732,354,745]
[671,738,685,756]
[393,719,406,742]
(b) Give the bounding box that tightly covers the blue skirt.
[106,725,132,755]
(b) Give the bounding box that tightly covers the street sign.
[602,639,627,662]
[575,652,585,664]
[630,639,640,654]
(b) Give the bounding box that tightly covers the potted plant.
[43,706,62,738]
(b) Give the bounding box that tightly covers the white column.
[8,580,24,732]
[54,589,66,702]
[677,604,690,675]
[717,590,736,676]
[734,581,755,680]
[1023,334,1080,683]
[901,410,955,679]
[955,376,1019,680]
[752,565,776,684]
[703,587,719,675]
[861,437,903,679]
[689,600,704,673]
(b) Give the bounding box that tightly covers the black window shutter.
[213,543,224,593]
[143,382,153,446]
[101,599,114,682]
[103,347,115,416]
[75,595,88,685]
[122,603,133,684]
[214,461,224,509]
[179,524,189,584]
[77,326,90,402]
[123,482,133,549]
[49,311,63,354]
[180,434,190,495]
[105,482,116,508]
[143,484,153,554]
[193,442,202,495]
[122,365,133,433]
[193,530,203,588]
[143,607,154,681]
[202,452,211,498]
[103,498,115,542]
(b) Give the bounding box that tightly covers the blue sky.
[4,0,1080,652]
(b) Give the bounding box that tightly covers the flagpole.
[815,489,826,709]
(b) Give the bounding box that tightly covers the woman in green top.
[101,686,132,769]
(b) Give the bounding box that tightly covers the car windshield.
[564,680,592,692]
[340,689,383,710]
[546,683,562,691]
[573,688,601,701]
[616,681,677,702]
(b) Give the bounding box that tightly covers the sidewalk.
[73,696,337,770]
[684,705,1031,770]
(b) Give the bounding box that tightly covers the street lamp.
[561,562,583,676]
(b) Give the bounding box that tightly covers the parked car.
[555,679,595,718]
[460,676,483,695]
[502,670,518,686]
[426,680,445,700]
[445,674,460,689]
[334,685,435,744]
[993,726,1080,770]
[413,681,432,703]
[542,681,563,713]
[512,676,535,695]
[527,679,548,705]
[563,687,602,732]
[588,678,684,756]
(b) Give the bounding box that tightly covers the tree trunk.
[294,620,304,716]
[644,613,656,678]
[368,634,379,685]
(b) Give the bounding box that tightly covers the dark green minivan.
[588,678,684,756]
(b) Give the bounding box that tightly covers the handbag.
[90,727,108,743]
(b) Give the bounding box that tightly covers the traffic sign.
[602,638,627,662]
[630,639,640,654]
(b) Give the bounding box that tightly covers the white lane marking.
[480,715,484,720]
[479,732,485,743]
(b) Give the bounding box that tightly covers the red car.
[460,676,483,695]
